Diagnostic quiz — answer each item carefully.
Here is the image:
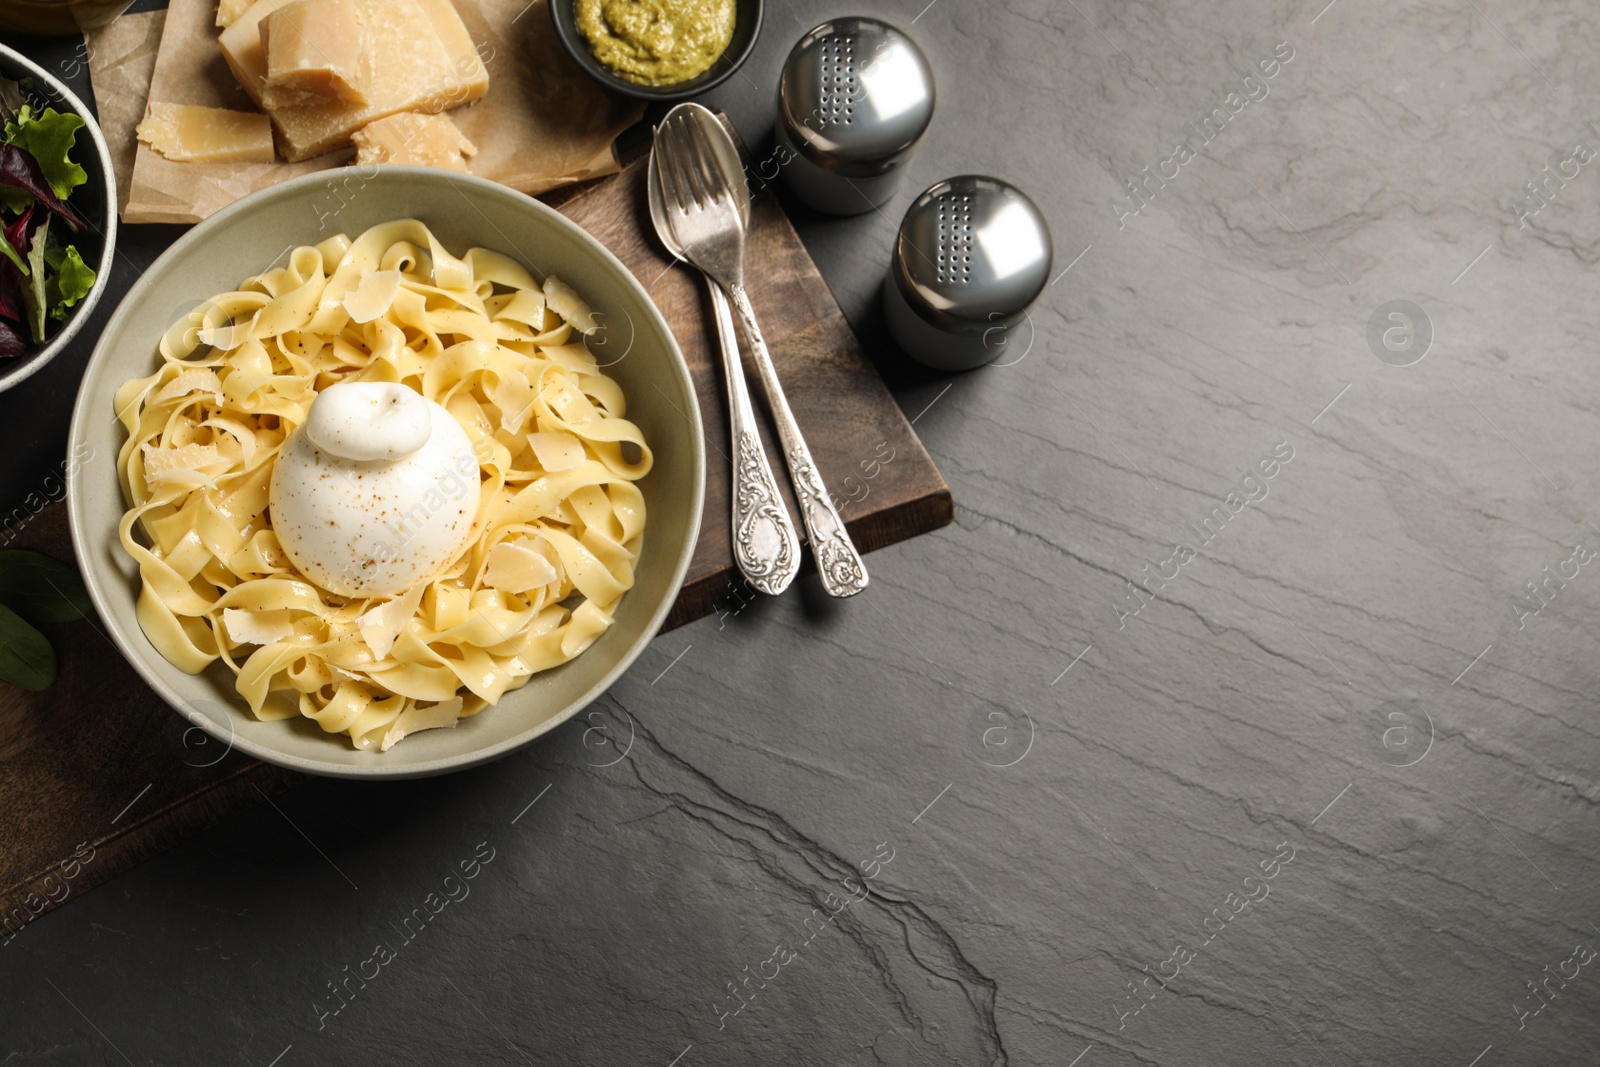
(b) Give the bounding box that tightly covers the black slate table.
[6,2,1600,1065]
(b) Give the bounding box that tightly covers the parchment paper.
[84,8,165,214]
[96,0,644,224]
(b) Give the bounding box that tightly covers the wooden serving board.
[0,127,952,938]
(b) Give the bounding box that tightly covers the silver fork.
[655,104,868,598]
[649,134,799,596]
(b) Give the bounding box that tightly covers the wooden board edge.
[662,484,954,631]
[0,760,304,938]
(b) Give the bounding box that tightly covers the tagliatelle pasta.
[115,220,650,751]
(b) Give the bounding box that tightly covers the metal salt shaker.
[882,176,1054,371]
[774,17,935,216]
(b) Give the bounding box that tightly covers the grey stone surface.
[6,0,1600,1064]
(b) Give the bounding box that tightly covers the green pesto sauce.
[575,0,736,86]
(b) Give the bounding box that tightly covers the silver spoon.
[655,103,868,598]
[648,125,800,595]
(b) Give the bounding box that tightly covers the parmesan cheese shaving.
[379,696,462,751]
[486,288,545,326]
[543,276,598,335]
[222,608,295,645]
[357,582,426,660]
[155,367,226,405]
[142,442,224,477]
[341,269,402,323]
[484,538,559,594]
[490,368,533,433]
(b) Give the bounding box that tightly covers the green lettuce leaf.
[3,107,87,202]
[20,221,46,343]
[0,228,24,275]
[43,244,94,321]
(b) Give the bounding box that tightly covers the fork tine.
[651,164,686,262]
[684,113,728,205]
[672,115,712,209]
[662,116,705,211]
[655,122,689,212]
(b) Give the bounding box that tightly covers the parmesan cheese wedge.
[219,0,489,162]
[216,0,253,29]
[136,102,276,164]
[260,0,371,108]
[351,111,477,172]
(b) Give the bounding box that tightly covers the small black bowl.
[549,0,763,102]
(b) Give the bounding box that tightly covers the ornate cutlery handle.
[707,281,799,595]
[725,281,868,598]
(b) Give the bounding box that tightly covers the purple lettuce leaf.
[0,261,20,323]
[0,143,85,232]
[3,202,33,256]
[0,205,33,324]
[0,316,25,359]
[0,202,28,277]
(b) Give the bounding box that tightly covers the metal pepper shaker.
[774,17,935,216]
[882,176,1054,371]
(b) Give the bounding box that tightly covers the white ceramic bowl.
[0,42,118,393]
[67,168,704,778]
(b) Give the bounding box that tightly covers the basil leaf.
[0,550,92,623]
[0,601,56,690]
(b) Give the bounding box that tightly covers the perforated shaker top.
[894,176,1054,327]
[778,17,935,178]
